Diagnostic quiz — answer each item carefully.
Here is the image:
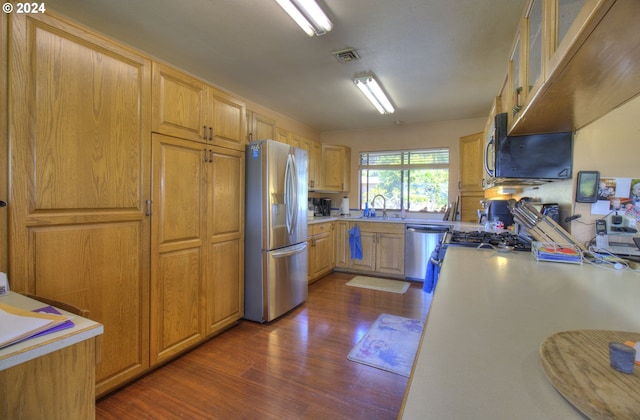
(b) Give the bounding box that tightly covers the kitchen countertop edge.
[308,216,483,231]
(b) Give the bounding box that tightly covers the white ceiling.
[47,0,527,132]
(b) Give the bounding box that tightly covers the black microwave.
[485,113,573,181]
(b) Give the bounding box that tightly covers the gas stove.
[442,230,532,252]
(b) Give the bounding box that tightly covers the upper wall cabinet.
[301,138,322,190]
[319,145,351,192]
[507,0,640,135]
[152,63,247,150]
[208,87,247,151]
[247,111,276,142]
[276,127,290,144]
[152,64,207,142]
[272,127,324,191]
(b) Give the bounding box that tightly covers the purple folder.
[30,306,75,338]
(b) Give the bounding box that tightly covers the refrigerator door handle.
[284,152,298,235]
[271,242,308,258]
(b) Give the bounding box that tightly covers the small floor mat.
[345,276,410,294]
[348,313,424,377]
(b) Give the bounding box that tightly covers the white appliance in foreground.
[244,140,308,323]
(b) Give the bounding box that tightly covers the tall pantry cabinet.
[149,134,245,365]
[150,63,246,364]
[6,11,246,396]
[8,13,151,395]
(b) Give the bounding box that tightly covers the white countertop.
[309,216,484,231]
[0,292,103,370]
[400,247,640,419]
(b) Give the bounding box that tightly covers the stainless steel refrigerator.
[244,140,308,323]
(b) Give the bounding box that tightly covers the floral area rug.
[347,313,424,377]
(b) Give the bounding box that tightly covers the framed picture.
[576,171,600,203]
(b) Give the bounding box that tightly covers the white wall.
[520,94,640,244]
[567,94,640,243]
[320,117,486,210]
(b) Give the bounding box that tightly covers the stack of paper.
[0,303,71,349]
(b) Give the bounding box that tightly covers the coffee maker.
[486,199,515,227]
[311,198,331,216]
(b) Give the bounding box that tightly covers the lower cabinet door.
[205,238,244,335]
[375,232,405,275]
[350,231,376,272]
[310,231,333,281]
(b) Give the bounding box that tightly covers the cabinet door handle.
[209,127,213,141]
[203,150,208,162]
[203,126,207,140]
[209,149,214,163]
[0,200,6,207]
[145,199,151,216]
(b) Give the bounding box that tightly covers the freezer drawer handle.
[272,243,307,258]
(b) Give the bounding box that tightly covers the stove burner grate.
[446,230,532,251]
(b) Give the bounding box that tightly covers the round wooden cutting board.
[540,330,640,419]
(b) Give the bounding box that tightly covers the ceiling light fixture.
[275,0,333,36]
[353,75,395,114]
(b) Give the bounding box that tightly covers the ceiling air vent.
[332,48,360,63]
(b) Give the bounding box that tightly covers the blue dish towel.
[348,224,363,260]
[423,249,440,293]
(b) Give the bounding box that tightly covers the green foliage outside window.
[360,149,449,213]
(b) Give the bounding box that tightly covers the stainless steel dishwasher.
[404,224,450,281]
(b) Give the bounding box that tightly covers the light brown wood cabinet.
[272,127,324,190]
[334,221,350,269]
[506,0,640,135]
[204,147,245,335]
[459,132,484,192]
[151,64,246,361]
[347,222,405,277]
[247,111,276,142]
[8,12,151,396]
[458,132,485,223]
[308,222,334,283]
[6,11,246,396]
[0,12,7,274]
[152,63,208,142]
[320,145,351,192]
[289,133,303,148]
[150,135,245,364]
[276,127,290,144]
[150,134,205,365]
[153,63,247,151]
[301,138,322,190]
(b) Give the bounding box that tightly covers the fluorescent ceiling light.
[275,0,333,36]
[353,76,395,114]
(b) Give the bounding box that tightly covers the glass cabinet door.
[557,0,588,51]
[509,33,522,118]
[527,0,543,93]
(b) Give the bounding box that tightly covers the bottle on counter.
[370,206,376,218]
[401,207,406,219]
[364,202,369,217]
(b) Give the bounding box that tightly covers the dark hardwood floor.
[96,272,432,420]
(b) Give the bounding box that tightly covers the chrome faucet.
[371,194,387,218]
